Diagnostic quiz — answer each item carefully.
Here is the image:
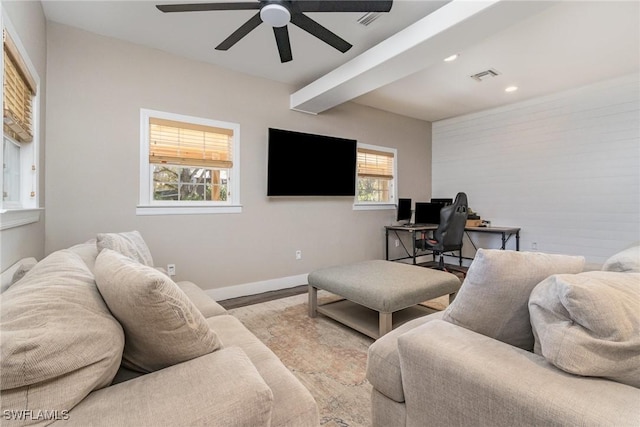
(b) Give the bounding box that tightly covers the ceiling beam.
[290,0,556,115]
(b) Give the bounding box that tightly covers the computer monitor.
[431,198,453,206]
[396,198,412,222]
[414,202,442,225]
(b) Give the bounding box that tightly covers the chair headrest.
[454,192,468,207]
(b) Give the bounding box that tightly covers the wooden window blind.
[3,29,36,143]
[149,117,233,169]
[357,147,394,179]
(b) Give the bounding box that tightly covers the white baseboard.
[205,273,309,301]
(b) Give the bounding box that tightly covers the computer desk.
[464,226,520,252]
[385,224,521,265]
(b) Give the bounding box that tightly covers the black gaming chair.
[422,192,468,271]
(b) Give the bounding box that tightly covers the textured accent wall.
[432,74,640,264]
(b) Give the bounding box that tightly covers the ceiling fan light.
[260,4,291,28]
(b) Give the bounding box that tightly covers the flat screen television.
[267,128,357,196]
[397,198,412,222]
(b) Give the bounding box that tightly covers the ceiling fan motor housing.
[260,2,291,27]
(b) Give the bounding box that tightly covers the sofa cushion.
[94,249,222,373]
[441,249,585,350]
[207,315,320,426]
[176,281,227,318]
[1,250,124,415]
[602,246,640,273]
[529,271,640,388]
[97,230,154,266]
[65,348,275,427]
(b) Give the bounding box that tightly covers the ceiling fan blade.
[273,26,293,63]
[295,1,393,13]
[156,2,260,13]
[215,12,263,50]
[290,13,351,53]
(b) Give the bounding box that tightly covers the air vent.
[470,69,501,82]
[358,12,382,26]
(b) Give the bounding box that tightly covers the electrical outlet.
[295,250,302,260]
[167,264,176,276]
[531,242,537,250]
[395,239,400,247]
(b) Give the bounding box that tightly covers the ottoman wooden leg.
[379,312,393,338]
[308,285,318,317]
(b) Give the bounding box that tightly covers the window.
[355,144,397,208]
[3,137,20,204]
[1,18,40,228]
[138,109,241,215]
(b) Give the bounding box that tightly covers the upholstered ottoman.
[308,260,461,339]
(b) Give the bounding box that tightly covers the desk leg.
[411,230,417,265]
[516,231,520,251]
[501,233,507,250]
[385,228,389,260]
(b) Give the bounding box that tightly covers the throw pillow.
[529,271,640,388]
[602,246,640,273]
[97,230,154,266]
[94,249,222,373]
[441,249,585,350]
[1,250,124,415]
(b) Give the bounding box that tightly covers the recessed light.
[444,54,459,62]
[505,86,519,93]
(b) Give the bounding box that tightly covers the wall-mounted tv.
[267,128,357,197]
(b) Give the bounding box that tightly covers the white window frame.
[137,108,241,216]
[0,11,42,230]
[353,143,397,211]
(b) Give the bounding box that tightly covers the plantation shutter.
[3,29,36,143]
[149,117,233,168]
[357,147,394,179]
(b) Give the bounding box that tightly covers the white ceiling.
[41,0,640,122]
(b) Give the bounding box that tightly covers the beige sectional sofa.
[1,232,319,426]
[367,247,640,427]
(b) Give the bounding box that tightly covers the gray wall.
[432,74,640,265]
[45,22,432,294]
[0,1,46,271]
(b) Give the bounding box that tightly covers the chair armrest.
[397,320,640,427]
[62,347,273,427]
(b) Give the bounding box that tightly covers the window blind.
[149,117,233,169]
[357,147,394,179]
[3,29,35,143]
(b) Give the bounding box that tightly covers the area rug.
[228,291,449,426]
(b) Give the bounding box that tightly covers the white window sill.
[136,205,242,216]
[0,208,43,230]
[353,203,395,211]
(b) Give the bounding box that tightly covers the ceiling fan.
[156,1,393,63]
